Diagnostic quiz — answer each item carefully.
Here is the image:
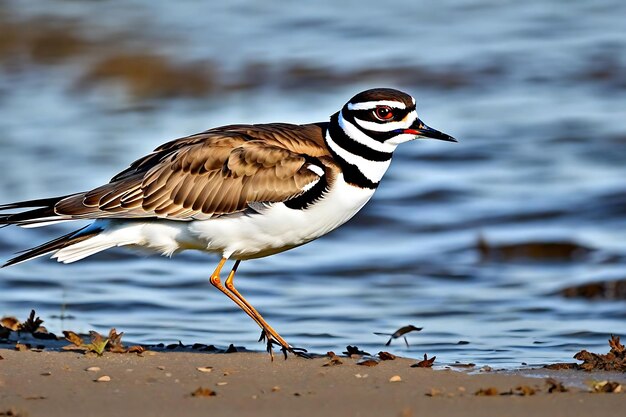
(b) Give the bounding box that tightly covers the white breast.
[188,174,376,259]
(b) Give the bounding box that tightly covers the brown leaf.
[377,351,396,361]
[514,385,536,396]
[589,380,622,393]
[0,316,20,331]
[608,335,624,354]
[343,345,370,356]
[546,378,568,393]
[19,310,44,334]
[357,358,379,367]
[322,352,343,367]
[15,343,30,352]
[84,331,109,355]
[191,387,217,397]
[411,354,436,368]
[475,387,499,396]
[107,328,126,353]
[127,345,146,354]
[63,330,85,347]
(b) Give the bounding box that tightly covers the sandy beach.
[1,346,625,417]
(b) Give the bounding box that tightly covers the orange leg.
[224,260,292,354]
[209,258,305,359]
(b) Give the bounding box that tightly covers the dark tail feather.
[0,195,71,227]
[2,226,100,267]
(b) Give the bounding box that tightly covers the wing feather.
[53,123,330,220]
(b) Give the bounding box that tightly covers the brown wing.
[54,123,331,220]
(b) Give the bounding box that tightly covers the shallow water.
[1,0,625,367]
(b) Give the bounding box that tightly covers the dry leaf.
[514,385,536,396]
[411,354,435,368]
[589,380,622,393]
[19,310,44,334]
[1,316,20,331]
[63,330,85,348]
[357,358,379,367]
[127,345,145,354]
[85,331,109,355]
[107,328,126,353]
[322,352,343,367]
[191,387,216,397]
[475,387,499,396]
[15,343,30,352]
[378,351,396,361]
[546,378,568,393]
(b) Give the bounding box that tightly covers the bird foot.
[258,329,310,360]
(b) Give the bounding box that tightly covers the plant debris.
[589,380,622,393]
[547,335,626,371]
[62,328,146,355]
[374,325,423,346]
[322,352,343,367]
[191,387,217,397]
[343,345,370,356]
[14,343,30,352]
[0,316,20,331]
[411,354,436,368]
[546,378,568,393]
[356,358,379,367]
[475,387,499,396]
[19,310,44,333]
[378,351,397,361]
[501,386,536,396]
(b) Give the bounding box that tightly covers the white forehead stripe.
[347,100,406,111]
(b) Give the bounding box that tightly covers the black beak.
[403,118,457,142]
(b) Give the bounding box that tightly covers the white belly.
[188,174,375,259]
[51,175,375,264]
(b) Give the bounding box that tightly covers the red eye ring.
[374,106,394,121]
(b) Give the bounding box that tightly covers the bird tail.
[0,196,108,266]
[2,225,104,267]
[0,196,73,228]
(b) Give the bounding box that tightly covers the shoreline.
[1,347,625,417]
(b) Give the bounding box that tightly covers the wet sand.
[1,348,625,417]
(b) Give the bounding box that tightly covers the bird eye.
[374,106,394,121]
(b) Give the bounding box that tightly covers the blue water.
[1,0,625,367]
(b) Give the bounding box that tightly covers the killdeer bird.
[0,88,455,358]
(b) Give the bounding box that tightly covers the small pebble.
[157,365,166,370]
[85,366,101,372]
[95,375,111,382]
[165,372,172,377]
[196,366,213,373]
[389,375,402,382]
[271,386,280,392]
[354,373,368,379]
[217,382,228,386]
